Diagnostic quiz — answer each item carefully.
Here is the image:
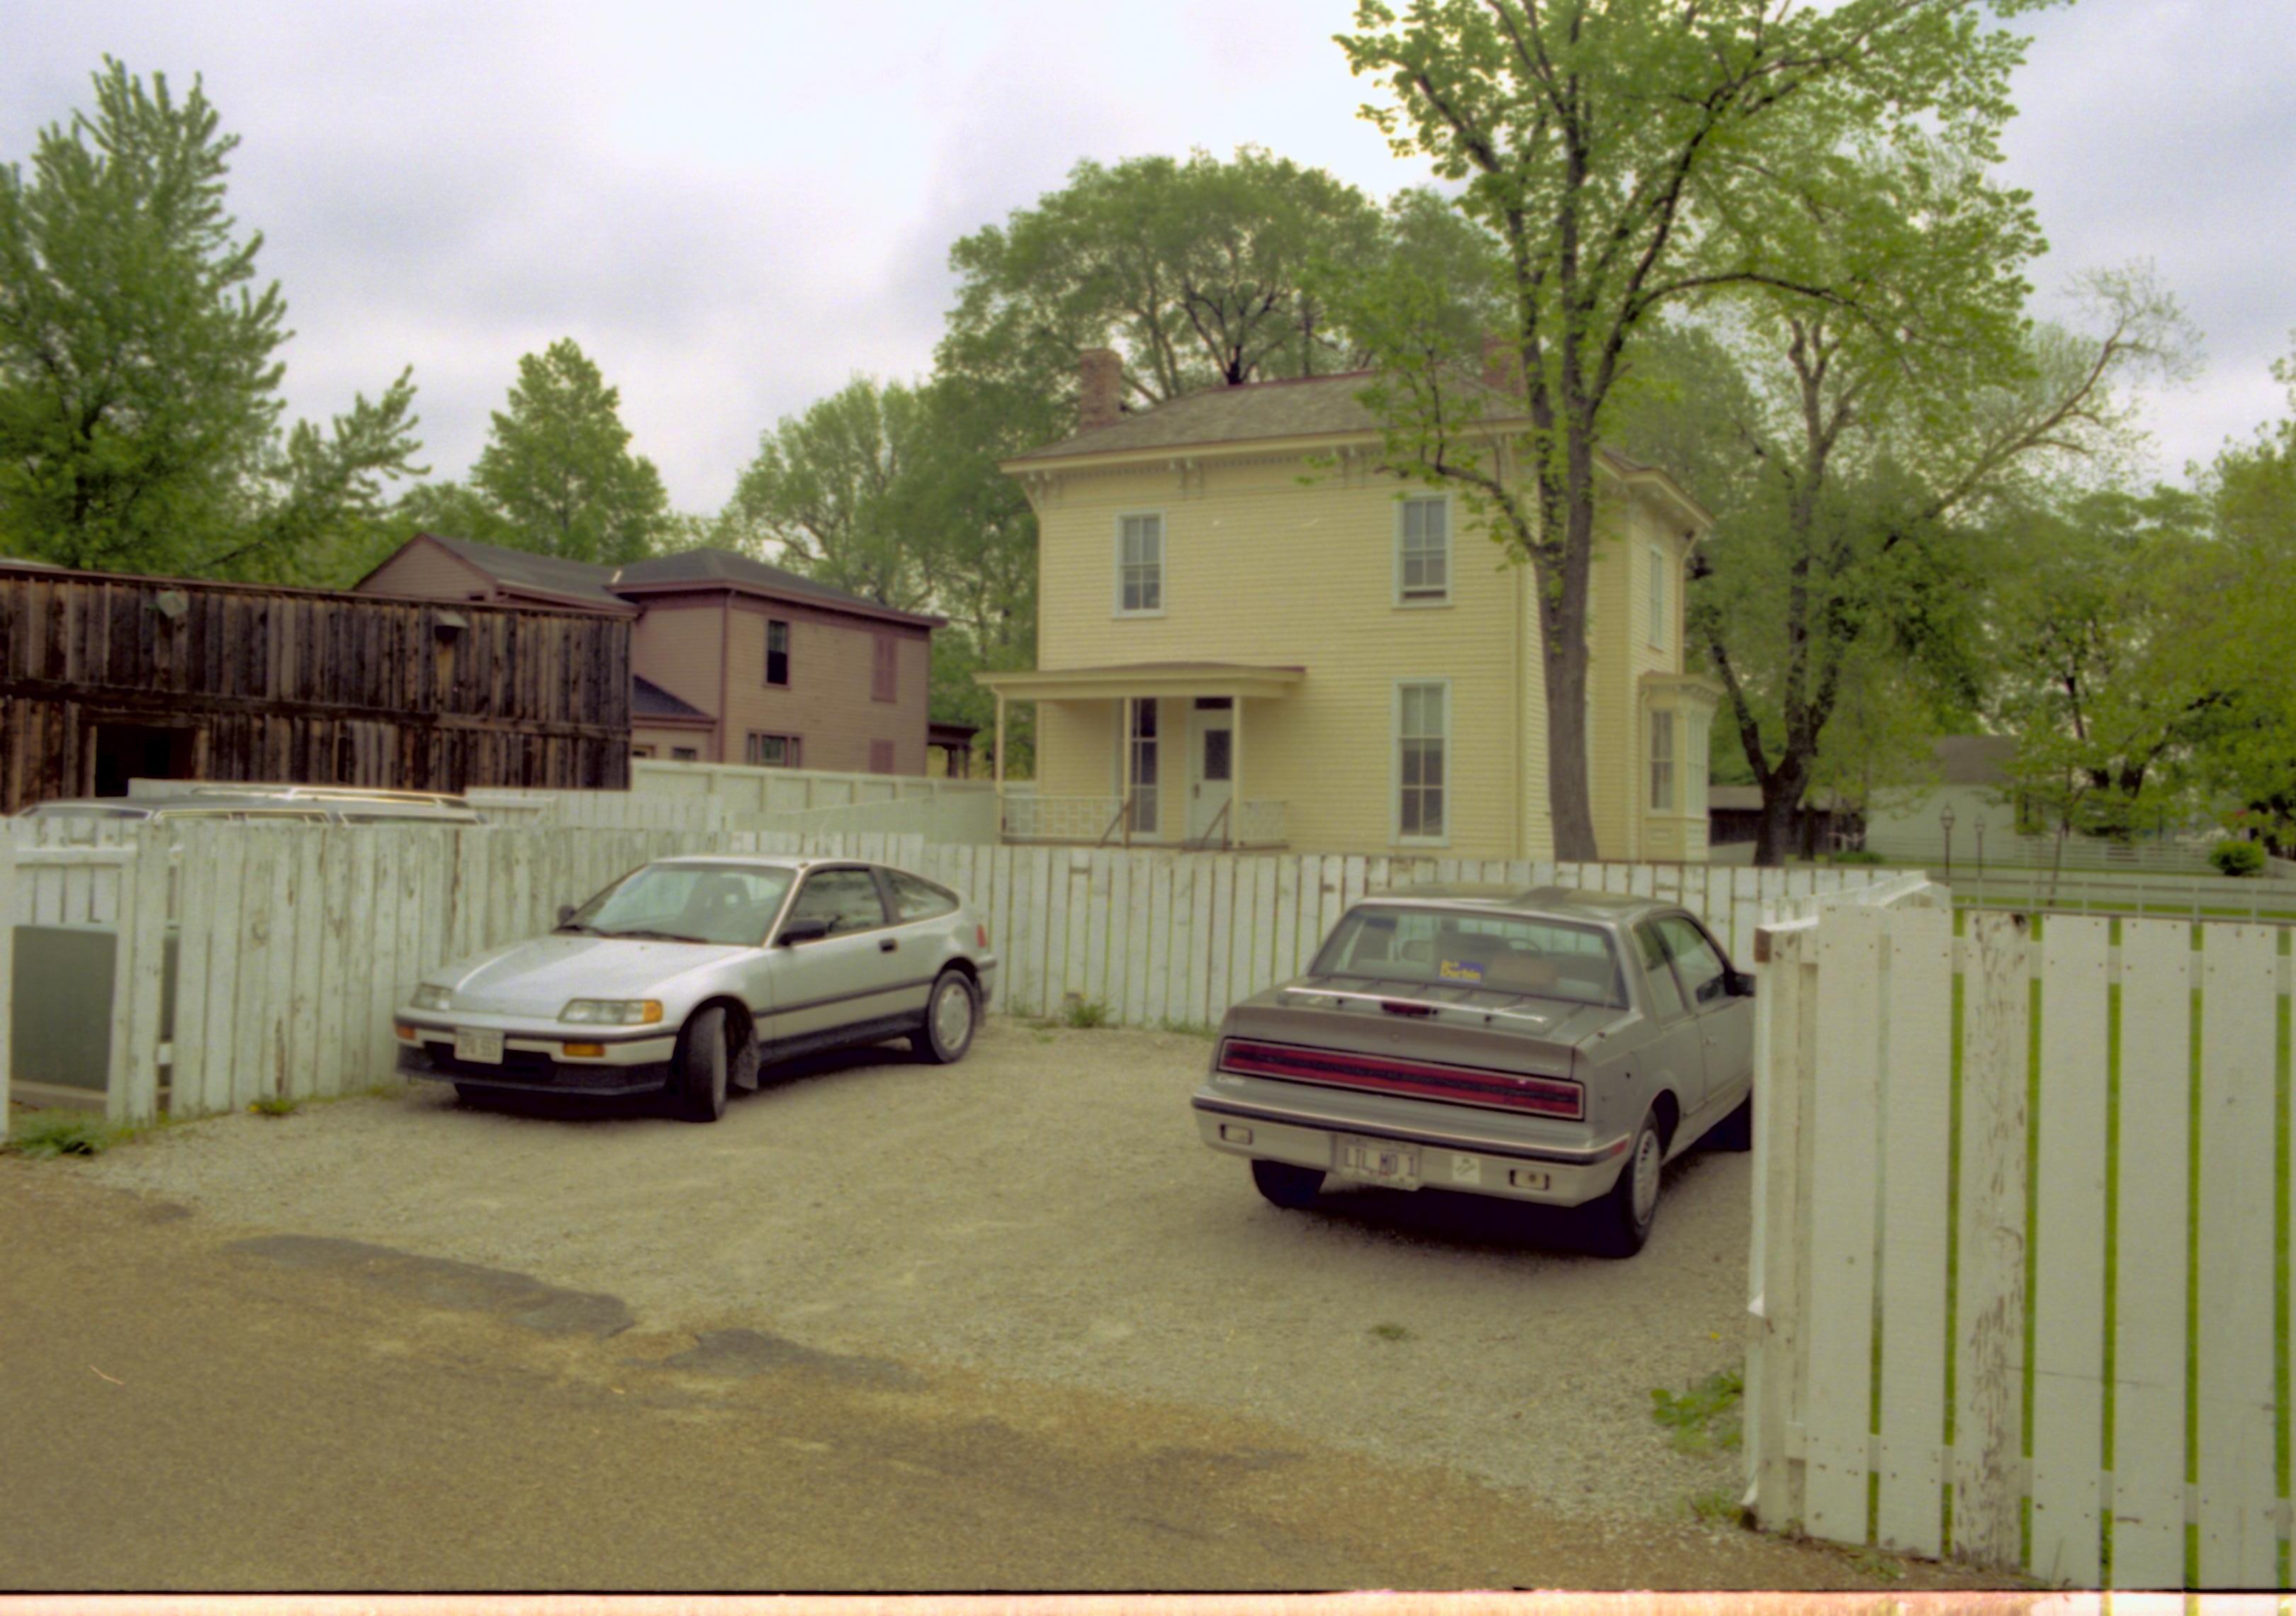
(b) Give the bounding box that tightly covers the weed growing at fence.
[249,1094,302,1118]
[1650,1365,1743,1454]
[1686,1488,1745,1527]
[1060,999,1112,1030]
[1156,1019,1221,1039]
[3,1110,136,1159]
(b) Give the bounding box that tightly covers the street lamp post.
[1940,803,1957,883]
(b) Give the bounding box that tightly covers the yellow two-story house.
[979,352,1718,862]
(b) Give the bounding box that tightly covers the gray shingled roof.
[613,549,938,625]
[413,534,936,626]
[418,533,630,606]
[632,675,709,721]
[1008,371,1659,482]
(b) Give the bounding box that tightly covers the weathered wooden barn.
[0,561,630,812]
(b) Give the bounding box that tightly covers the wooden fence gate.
[1748,902,2292,1588]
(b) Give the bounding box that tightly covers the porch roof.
[976,661,1305,702]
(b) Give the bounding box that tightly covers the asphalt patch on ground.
[660,1327,923,1388]
[227,1234,634,1338]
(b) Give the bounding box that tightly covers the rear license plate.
[453,1028,504,1065]
[1335,1135,1419,1187]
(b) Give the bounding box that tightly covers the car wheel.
[1709,1092,1753,1152]
[1251,1158,1324,1210]
[1584,1110,1665,1257]
[915,970,977,1065]
[672,1006,729,1123]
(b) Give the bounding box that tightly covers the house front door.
[1186,702,1234,844]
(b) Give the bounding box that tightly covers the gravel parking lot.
[79,1018,1753,1522]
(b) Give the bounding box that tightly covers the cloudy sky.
[4,1,2290,512]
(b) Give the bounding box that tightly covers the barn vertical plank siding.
[0,563,630,814]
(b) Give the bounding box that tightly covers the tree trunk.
[1752,763,1810,868]
[1543,627,1598,860]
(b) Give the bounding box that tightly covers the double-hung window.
[1649,709,1675,812]
[747,733,798,768]
[1117,514,1163,615]
[765,619,789,686]
[1396,680,1448,843]
[1397,496,1449,604]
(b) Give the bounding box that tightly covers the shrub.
[4,1110,132,1158]
[1829,848,1886,865]
[1060,998,1112,1029]
[2212,838,2266,877]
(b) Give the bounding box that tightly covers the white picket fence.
[1747,896,2293,1588]
[5,825,1906,1129]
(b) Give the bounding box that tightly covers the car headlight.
[411,984,454,1012]
[559,999,664,1026]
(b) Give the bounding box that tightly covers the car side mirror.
[557,904,577,927]
[1730,970,1757,999]
[777,914,835,947]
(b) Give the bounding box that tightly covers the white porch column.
[993,692,1007,834]
[1118,696,1134,848]
[1232,697,1246,848]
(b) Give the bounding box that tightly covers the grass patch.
[1650,1364,1744,1454]
[3,1109,137,1158]
[249,1094,302,1117]
[1157,1019,1222,1039]
[1687,1488,1745,1526]
[1368,1322,1412,1342]
[1059,998,1113,1030]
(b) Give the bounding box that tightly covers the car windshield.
[562,863,794,947]
[1309,905,1628,1008]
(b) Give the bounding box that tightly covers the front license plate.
[1336,1136,1419,1187]
[452,1028,504,1065]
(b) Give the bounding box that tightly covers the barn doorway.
[88,722,198,799]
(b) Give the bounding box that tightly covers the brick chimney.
[1480,332,1519,395]
[1078,347,1122,432]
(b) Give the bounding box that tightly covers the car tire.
[671,1006,729,1123]
[1583,1110,1665,1257]
[915,970,977,1065]
[1251,1158,1324,1210]
[1709,1092,1753,1152]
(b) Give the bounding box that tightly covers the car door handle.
[879,937,898,953]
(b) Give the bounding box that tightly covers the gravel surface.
[79,1019,1753,1522]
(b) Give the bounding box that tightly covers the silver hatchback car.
[395,855,996,1121]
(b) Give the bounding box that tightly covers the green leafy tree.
[1335,0,2066,860]
[940,147,1407,415]
[2188,345,2296,849]
[1986,486,2224,847]
[470,338,668,563]
[721,376,934,610]
[0,58,421,577]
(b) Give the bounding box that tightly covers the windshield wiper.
[594,926,709,944]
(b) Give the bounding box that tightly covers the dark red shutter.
[872,635,896,702]
[869,739,894,775]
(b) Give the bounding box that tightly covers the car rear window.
[1310,906,1626,1007]
[886,871,959,922]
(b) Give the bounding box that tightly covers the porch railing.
[1001,795,1120,843]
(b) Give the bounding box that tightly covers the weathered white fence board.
[2029,916,2109,1586]
[1874,902,1953,1559]
[2195,924,2280,1587]
[1748,901,2294,1589]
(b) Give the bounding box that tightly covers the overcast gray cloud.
[3,1,2289,509]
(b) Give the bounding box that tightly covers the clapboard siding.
[0,563,631,812]
[1748,902,2295,1588]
